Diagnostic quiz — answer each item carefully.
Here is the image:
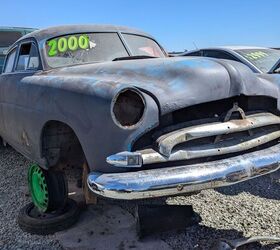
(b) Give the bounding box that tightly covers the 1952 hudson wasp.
[1,25,280,215]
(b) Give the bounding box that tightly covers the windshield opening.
[123,34,165,58]
[235,49,280,73]
[45,32,165,68]
[45,33,129,68]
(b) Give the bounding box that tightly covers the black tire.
[45,169,68,212]
[17,198,80,235]
[28,164,68,212]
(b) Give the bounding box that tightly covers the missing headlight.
[112,89,145,128]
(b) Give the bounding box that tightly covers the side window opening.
[185,51,202,57]
[16,42,39,71]
[122,34,165,58]
[4,48,17,73]
[203,50,239,61]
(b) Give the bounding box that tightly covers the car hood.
[43,57,280,115]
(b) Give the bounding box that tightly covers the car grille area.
[139,112,280,166]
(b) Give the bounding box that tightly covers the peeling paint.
[1,25,280,176]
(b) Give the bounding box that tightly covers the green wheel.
[28,164,68,213]
[28,164,48,211]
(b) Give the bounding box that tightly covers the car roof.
[0,26,36,32]
[17,24,154,43]
[208,45,270,50]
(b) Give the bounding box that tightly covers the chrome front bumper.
[106,112,280,168]
[87,143,280,200]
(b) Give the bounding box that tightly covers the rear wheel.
[28,164,68,212]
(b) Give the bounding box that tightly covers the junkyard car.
[1,25,280,214]
[181,46,280,73]
[0,27,36,73]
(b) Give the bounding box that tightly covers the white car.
[181,46,280,73]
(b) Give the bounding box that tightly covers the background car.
[181,46,280,73]
[0,27,36,73]
[168,50,187,57]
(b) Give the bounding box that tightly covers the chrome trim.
[141,129,280,165]
[157,112,280,156]
[106,151,142,168]
[106,128,280,167]
[88,143,280,200]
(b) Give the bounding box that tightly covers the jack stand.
[135,204,199,238]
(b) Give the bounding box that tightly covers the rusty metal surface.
[107,112,280,167]
[157,112,280,156]
[87,143,280,200]
[141,130,280,165]
[1,25,280,177]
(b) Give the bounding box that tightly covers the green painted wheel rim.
[28,164,49,212]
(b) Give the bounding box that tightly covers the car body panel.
[1,56,280,173]
[1,25,280,179]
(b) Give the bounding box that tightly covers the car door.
[0,40,40,154]
[0,47,18,139]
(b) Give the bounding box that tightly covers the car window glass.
[45,33,129,68]
[185,51,201,56]
[122,34,165,57]
[4,48,16,73]
[203,50,238,61]
[235,49,280,73]
[0,55,5,73]
[16,43,39,71]
[28,44,39,69]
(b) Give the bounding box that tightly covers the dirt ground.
[0,144,280,249]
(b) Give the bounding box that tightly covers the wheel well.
[41,121,85,191]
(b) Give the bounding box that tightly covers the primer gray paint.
[1,25,280,174]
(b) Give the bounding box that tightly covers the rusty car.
[1,25,280,223]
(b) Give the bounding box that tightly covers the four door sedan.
[181,46,280,73]
[1,25,280,216]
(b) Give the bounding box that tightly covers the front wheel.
[28,164,68,212]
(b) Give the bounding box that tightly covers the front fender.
[25,75,160,173]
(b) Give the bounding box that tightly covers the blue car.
[181,46,280,73]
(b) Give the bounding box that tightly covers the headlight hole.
[113,89,145,127]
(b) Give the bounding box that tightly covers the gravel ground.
[0,145,62,250]
[0,144,280,249]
